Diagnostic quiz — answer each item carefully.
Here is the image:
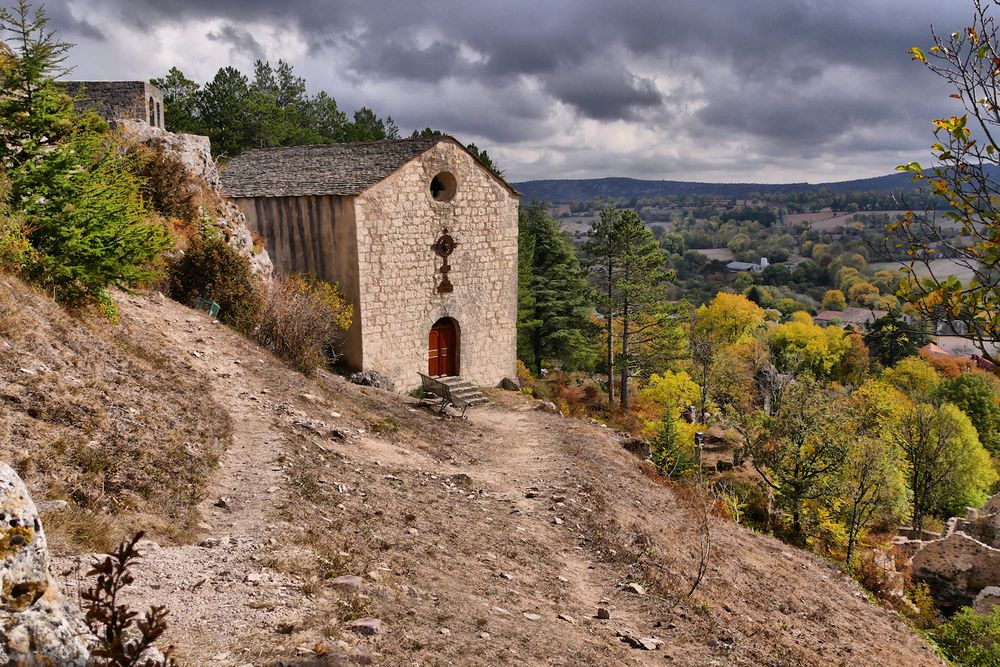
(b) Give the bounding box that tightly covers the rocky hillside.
[1,279,945,666]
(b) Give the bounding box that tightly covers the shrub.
[0,172,32,273]
[907,582,942,631]
[167,234,263,334]
[255,274,353,373]
[931,606,1000,666]
[712,473,769,529]
[650,415,695,479]
[83,532,176,666]
[130,139,200,222]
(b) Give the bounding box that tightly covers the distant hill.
[512,172,925,203]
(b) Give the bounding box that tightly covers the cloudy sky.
[43,0,977,183]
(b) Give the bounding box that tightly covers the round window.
[430,171,457,202]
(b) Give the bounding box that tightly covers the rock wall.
[120,121,273,280]
[63,81,164,128]
[354,142,519,388]
[911,531,1000,614]
[906,493,1000,614]
[0,463,90,665]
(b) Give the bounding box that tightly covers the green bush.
[1,5,169,314]
[650,415,695,479]
[0,172,31,273]
[931,606,1000,667]
[167,235,262,334]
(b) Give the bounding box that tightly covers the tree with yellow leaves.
[899,3,1000,362]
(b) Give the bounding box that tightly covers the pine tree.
[516,201,594,374]
[585,206,672,410]
[584,207,622,407]
[650,414,693,478]
[0,0,169,313]
[863,311,929,368]
[150,67,203,134]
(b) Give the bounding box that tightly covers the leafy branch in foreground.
[82,531,176,667]
[897,1,1000,362]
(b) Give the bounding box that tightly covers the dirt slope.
[30,290,944,666]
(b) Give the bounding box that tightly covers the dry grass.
[0,276,231,553]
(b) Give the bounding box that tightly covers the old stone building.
[61,81,165,129]
[221,137,519,389]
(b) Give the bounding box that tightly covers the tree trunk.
[606,255,615,410]
[606,311,614,409]
[846,499,861,567]
[620,298,630,410]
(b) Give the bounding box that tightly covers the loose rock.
[347,618,382,636]
[330,575,363,592]
[624,582,646,595]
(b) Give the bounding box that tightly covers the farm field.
[868,258,980,284]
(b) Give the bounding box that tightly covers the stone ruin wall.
[905,493,1000,613]
[62,81,165,129]
[353,142,518,389]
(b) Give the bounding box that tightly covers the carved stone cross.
[432,228,458,293]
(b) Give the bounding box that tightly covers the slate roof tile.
[220,138,445,198]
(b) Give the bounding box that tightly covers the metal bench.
[417,372,471,418]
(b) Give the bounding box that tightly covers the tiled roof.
[220,137,463,198]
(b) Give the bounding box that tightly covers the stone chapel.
[220,137,520,390]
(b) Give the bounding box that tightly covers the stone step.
[436,376,488,407]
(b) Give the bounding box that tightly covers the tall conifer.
[516,201,594,375]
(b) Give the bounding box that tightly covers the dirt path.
[57,297,309,665]
[54,292,946,667]
[56,294,657,665]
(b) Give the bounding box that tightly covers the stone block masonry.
[355,141,518,389]
[61,81,165,129]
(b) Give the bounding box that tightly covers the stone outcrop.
[118,120,274,281]
[0,463,90,666]
[974,586,1000,614]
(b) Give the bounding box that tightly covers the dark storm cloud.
[207,24,266,61]
[542,61,663,120]
[45,0,983,180]
[44,3,106,41]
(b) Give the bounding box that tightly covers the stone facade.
[353,141,518,388]
[225,138,519,389]
[61,81,165,129]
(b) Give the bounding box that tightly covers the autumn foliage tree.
[899,3,1000,362]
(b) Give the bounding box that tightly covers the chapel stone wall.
[234,194,363,368]
[354,142,518,388]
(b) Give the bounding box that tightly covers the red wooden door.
[428,320,457,377]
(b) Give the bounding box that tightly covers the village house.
[726,257,768,273]
[813,307,887,331]
[220,137,520,390]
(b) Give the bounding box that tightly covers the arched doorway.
[428,318,459,377]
